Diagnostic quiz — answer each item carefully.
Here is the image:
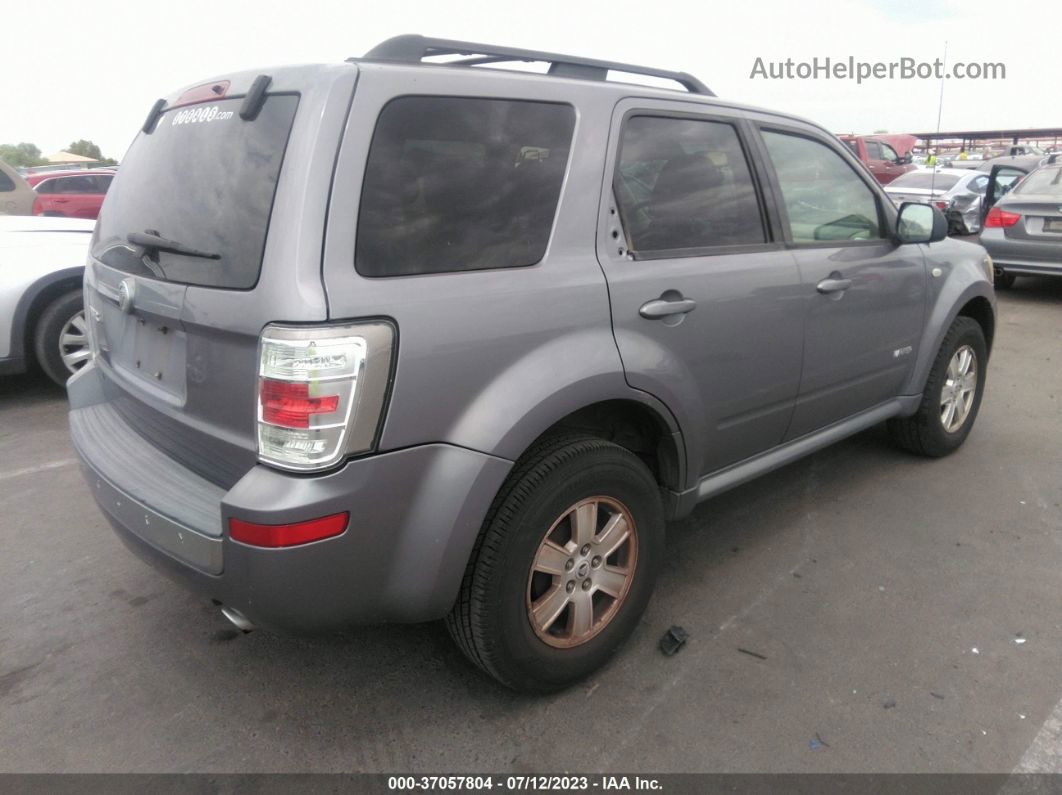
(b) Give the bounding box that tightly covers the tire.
[994,269,1016,289]
[34,290,89,386]
[446,434,665,692]
[888,316,987,457]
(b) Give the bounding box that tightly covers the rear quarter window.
[355,96,576,277]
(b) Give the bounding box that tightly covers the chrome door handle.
[639,298,697,319]
[816,277,852,294]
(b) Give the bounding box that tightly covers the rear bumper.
[68,363,513,631]
[981,231,1062,274]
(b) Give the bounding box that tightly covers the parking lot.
[1,278,1060,774]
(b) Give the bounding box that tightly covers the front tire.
[888,316,987,457]
[446,435,664,692]
[34,290,89,386]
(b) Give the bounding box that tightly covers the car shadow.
[999,275,1062,305]
[0,369,65,408]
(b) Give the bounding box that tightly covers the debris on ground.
[883,698,897,709]
[1015,638,1027,645]
[931,692,946,700]
[809,732,830,750]
[659,625,689,656]
[971,647,980,654]
[737,647,767,661]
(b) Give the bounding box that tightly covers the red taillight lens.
[934,200,949,210]
[985,207,1021,228]
[32,197,43,216]
[229,512,349,548]
[259,379,339,429]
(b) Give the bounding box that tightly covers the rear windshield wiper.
[128,230,220,260]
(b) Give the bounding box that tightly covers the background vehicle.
[838,134,916,184]
[68,35,996,692]
[0,160,36,216]
[0,215,93,384]
[884,168,990,235]
[30,171,115,220]
[980,162,1062,288]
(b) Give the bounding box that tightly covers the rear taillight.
[32,196,43,216]
[984,207,1021,228]
[934,200,949,211]
[256,322,395,471]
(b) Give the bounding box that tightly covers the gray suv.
[69,36,996,692]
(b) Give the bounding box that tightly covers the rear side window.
[0,169,14,192]
[356,97,575,277]
[53,175,99,194]
[615,115,766,253]
[93,95,298,289]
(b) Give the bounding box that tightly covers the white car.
[0,215,93,384]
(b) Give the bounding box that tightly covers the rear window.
[93,95,298,289]
[889,172,960,191]
[1014,166,1062,196]
[356,97,575,277]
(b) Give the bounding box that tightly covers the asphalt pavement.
[1,279,1060,773]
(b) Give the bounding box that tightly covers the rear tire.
[888,316,986,457]
[34,290,88,386]
[446,435,664,692]
[994,269,1016,289]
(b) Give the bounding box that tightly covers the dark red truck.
[839,134,916,185]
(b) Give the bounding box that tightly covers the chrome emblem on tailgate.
[118,278,135,314]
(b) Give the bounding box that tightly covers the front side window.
[762,130,883,242]
[879,142,899,161]
[865,141,882,160]
[615,116,766,253]
[356,97,575,277]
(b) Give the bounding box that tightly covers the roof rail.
[358,34,714,96]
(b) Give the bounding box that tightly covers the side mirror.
[896,202,948,244]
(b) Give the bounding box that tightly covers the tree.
[67,139,104,161]
[0,142,47,167]
[873,129,889,134]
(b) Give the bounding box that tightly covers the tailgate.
[82,65,357,488]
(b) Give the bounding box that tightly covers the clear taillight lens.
[256,322,395,472]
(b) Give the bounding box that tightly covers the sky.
[1,0,1055,160]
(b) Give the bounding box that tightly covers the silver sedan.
[885,168,990,235]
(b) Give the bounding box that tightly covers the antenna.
[930,41,947,198]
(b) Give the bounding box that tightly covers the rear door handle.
[639,297,697,319]
[816,277,852,294]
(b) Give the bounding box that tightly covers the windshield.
[888,172,960,191]
[1014,166,1062,196]
[92,94,298,289]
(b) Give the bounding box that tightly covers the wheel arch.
[903,279,995,398]
[9,267,84,368]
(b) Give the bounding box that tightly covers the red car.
[28,170,115,220]
[838,135,916,185]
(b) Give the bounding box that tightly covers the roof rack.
[358,35,714,96]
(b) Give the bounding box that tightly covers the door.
[867,140,905,185]
[54,175,101,219]
[982,165,1028,223]
[597,103,805,477]
[754,125,926,439]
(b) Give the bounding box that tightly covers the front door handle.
[639,297,697,319]
[816,276,852,294]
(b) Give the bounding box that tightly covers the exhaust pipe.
[220,605,257,633]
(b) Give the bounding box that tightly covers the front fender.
[902,240,995,398]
